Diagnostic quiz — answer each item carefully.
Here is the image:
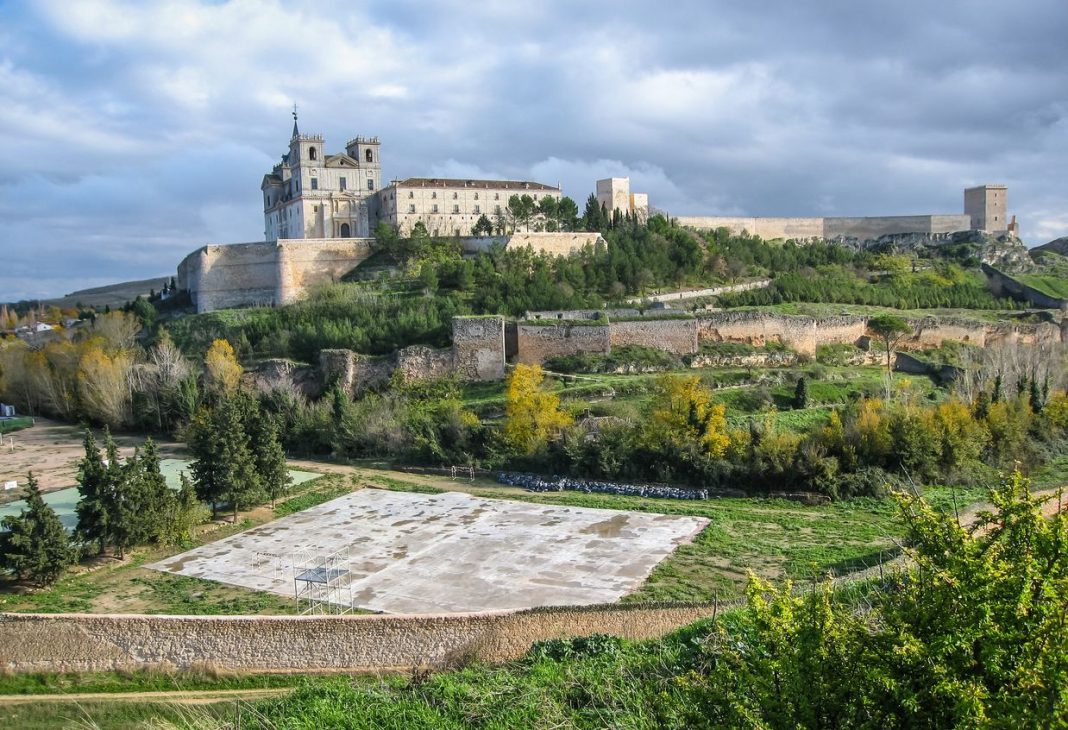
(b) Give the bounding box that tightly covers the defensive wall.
[675,214,972,241]
[0,603,721,674]
[177,238,375,313]
[462,232,606,257]
[321,310,1061,389]
[322,316,507,394]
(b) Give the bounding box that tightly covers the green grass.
[273,475,357,517]
[126,572,298,615]
[0,416,33,434]
[0,669,301,696]
[1015,273,1068,299]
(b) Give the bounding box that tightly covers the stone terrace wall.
[397,346,454,383]
[452,316,506,380]
[515,323,611,364]
[611,318,698,355]
[0,604,718,674]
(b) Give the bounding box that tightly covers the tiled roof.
[391,177,559,192]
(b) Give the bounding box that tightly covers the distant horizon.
[2,0,1066,301]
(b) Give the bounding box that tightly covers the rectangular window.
[408,191,414,198]
[432,192,437,199]
[432,204,439,213]
[408,204,416,213]
[339,177,347,191]
[367,179,374,191]
[453,192,458,199]
[494,193,499,200]
[310,178,318,190]
[474,205,480,214]
[474,193,479,200]
[495,205,501,214]
[452,205,460,213]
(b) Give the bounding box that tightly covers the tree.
[507,194,537,232]
[582,193,604,232]
[204,338,243,396]
[188,407,224,518]
[167,473,206,546]
[373,220,403,263]
[78,344,134,427]
[214,393,263,521]
[537,196,558,231]
[471,214,494,237]
[793,376,808,409]
[867,314,912,380]
[556,196,579,231]
[74,429,112,555]
[503,364,573,455]
[646,374,730,457]
[0,473,74,586]
[251,412,291,507]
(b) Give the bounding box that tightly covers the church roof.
[390,177,559,192]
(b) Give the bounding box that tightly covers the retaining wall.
[452,317,507,380]
[0,604,718,674]
[983,264,1068,309]
[676,214,972,241]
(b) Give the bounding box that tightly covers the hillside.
[42,276,171,309]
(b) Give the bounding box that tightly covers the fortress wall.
[396,346,455,383]
[275,238,374,305]
[696,312,819,355]
[0,604,720,674]
[677,214,973,242]
[902,318,988,350]
[675,216,824,240]
[179,242,281,313]
[609,319,698,355]
[452,316,506,380]
[813,317,870,347]
[515,323,611,364]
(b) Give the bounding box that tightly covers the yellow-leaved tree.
[77,344,134,427]
[503,364,572,455]
[204,338,243,395]
[646,374,730,457]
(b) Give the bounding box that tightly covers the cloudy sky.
[2,0,1067,301]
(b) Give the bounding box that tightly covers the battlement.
[346,136,380,147]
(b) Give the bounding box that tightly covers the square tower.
[964,185,1008,233]
[596,178,631,216]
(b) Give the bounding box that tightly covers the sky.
[2,0,1067,301]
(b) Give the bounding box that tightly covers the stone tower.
[964,185,1008,233]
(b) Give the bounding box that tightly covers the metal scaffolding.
[254,547,355,615]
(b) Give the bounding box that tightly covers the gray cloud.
[1,0,1066,300]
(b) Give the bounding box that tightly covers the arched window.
[340,223,351,238]
[365,149,373,163]
[309,147,317,161]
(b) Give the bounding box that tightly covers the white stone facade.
[262,122,381,241]
[378,178,562,237]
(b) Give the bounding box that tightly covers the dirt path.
[0,687,293,705]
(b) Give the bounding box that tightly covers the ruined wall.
[902,317,988,350]
[452,316,506,380]
[0,604,719,674]
[515,323,611,364]
[675,216,824,240]
[983,264,1068,309]
[396,346,455,383]
[179,238,374,313]
[696,312,820,355]
[610,318,698,355]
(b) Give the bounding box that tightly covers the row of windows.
[307,177,374,192]
[409,204,500,215]
[408,191,501,201]
[306,147,375,164]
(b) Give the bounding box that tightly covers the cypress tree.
[215,394,263,522]
[0,472,74,586]
[189,406,224,518]
[74,429,111,555]
[794,376,809,409]
[252,412,291,508]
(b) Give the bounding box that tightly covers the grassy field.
[1015,273,1068,299]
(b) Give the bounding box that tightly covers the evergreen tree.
[251,412,291,507]
[793,376,808,409]
[168,473,205,546]
[582,194,603,232]
[189,406,224,518]
[0,472,74,585]
[137,439,178,544]
[215,393,263,522]
[74,429,112,555]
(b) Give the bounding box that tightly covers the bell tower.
[346,136,381,193]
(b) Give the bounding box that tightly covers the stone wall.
[983,264,1068,309]
[396,346,454,382]
[696,311,822,356]
[178,238,374,313]
[452,316,506,380]
[461,232,606,257]
[675,214,972,241]
[611,318,698,355]
[515,323,611,364]
[0,604,718,674]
